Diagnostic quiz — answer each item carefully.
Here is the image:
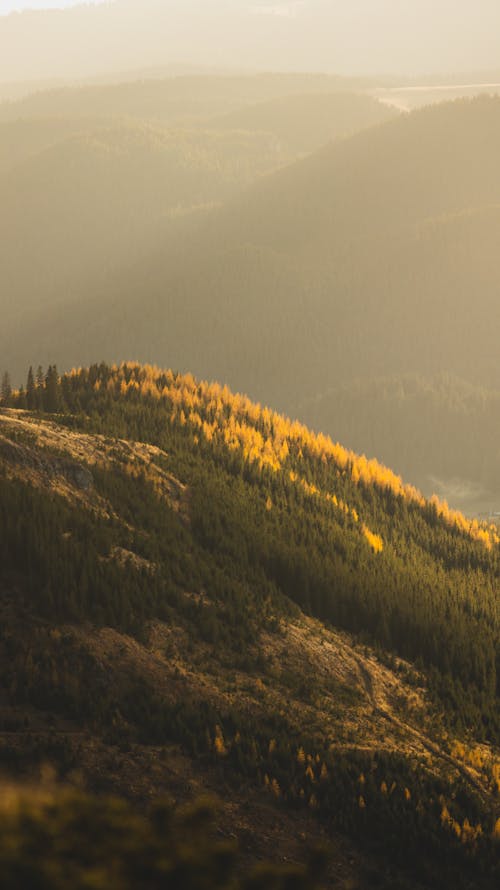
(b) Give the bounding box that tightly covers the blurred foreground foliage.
[0,787,325,890]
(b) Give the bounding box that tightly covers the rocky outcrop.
[0,434,93,492]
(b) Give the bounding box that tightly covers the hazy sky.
[0,1,105,11]
[2,1,500,80]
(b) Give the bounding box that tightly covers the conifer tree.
[26,366,36,410]
[35,365,45,410]
[17,385,27,410]
[44,365,60,413]
[1,371,12,406]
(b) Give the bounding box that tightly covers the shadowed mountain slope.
[298,373,500,511]
[0,86,393,337]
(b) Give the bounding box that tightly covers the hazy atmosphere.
[1,3,500,889]
[3,1,500,81]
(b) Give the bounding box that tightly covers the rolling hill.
[206,90,395,154]
[0,118,294,328]
[0,116,112,175]
[0,85,392,333]
[0,89,393,176]
[0,73,367,125]
[0,362,499,888]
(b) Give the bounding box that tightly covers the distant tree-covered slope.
[206,91,395,154]
[0,117,110,174]
[0,86,392,334]
[3,97,500,505]
[3,97,500,393]
[298,374,500,511]
[0,120,290,327]
[0,73,366,124]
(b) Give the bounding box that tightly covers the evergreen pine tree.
[26,366,36,410]
[17,385,27,410]
[1,371,12,406]
[35,365,45,410]
[44,365,60,413]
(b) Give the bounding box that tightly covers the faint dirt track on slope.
[351,652,490,802]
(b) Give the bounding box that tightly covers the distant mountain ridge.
[4,96,498,391]
[0,85,394,361]
[0,73,366,121]
[4,95,500,504]
[3,0,500,80]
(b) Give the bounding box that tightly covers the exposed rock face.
[56,460,94,492]
[0,412,188,521]
[0,435,93,492]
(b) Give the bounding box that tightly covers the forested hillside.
[0,363,499,888]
